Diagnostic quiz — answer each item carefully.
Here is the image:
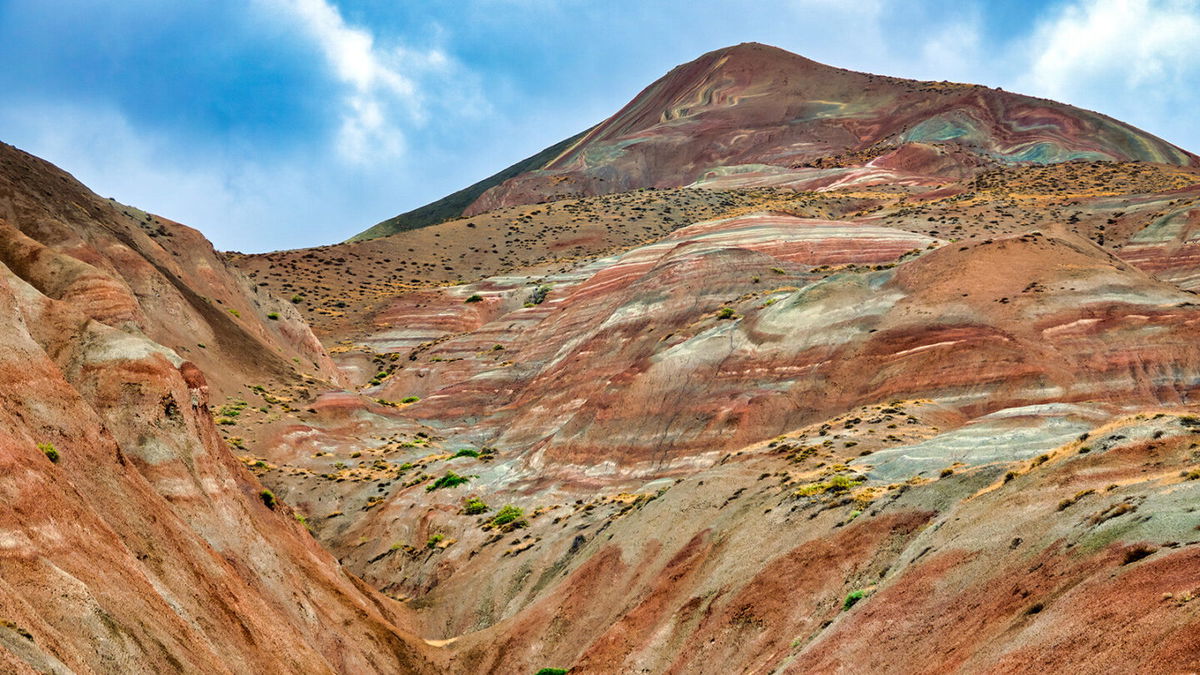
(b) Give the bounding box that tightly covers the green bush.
[465,294,483,303]
[38,442,59,463]
[260,489,277,509]
[843,589,865,610]
[491,505,526,529]
[426,534,444,549]
[401,396,420,404]
[266,312,280,320]
[453,448,480,459]
[534,669,569,675]
[795,473,862,497]
[528,285,552,305]
[716,307,736,320]
[463,498,489,515]
[426,471,471,492]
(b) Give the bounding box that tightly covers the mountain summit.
[354,42,1196,240]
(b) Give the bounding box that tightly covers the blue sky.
[1,0,1197,252]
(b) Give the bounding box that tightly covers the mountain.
[347,129,592,243]
[350,42,1197,241]
[6,40,1200,673]
[225,45,1200,673]
[0,142,435,672]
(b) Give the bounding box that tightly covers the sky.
[0,0,1197,252]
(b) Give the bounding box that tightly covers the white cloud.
[1023,0,1200,98]
[916,15,984,83]
[0,102,399,252]
[256,0,473,163]
[1005,0,1200,151]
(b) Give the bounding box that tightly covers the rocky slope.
[6,40,1200,674]
[237,181,1200,673]
[0,142,435,672]
[221,45,1200,674]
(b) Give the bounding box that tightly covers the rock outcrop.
[0,143,432,672]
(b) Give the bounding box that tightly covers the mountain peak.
[699,41,831,70]
[357,43,1197,238]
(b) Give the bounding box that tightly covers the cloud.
[255,0,477,163]
[0,101,400,252]
[1023,0,1200,98]
[1012,0,1200,150]
[915,15,985,83]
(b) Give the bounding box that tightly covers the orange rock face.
[0,142,434,672]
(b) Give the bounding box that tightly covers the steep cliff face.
[0,143,432,672]
[0,143,342,396]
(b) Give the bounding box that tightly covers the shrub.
[528,285,552,305]
[38,442,59,463]
[426,534,445,549]
[217,400,247,417]
[426,471,471,491]
[401,396,420,404]
[227,308,240,318]
[796,473,862,497]
[716,307,736,320]
[260,489,277,509]
[463,498,489,515]
[290,294,303,304]
[490,505,526,529]
[843,589,866,610]
[453,448,480,459]
[535,669,569,675]
[1122,544,1157,565]
[266,312,280,320]
[465,294,483,303]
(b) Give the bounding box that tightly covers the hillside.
[223,46,1200,672]
[5,40,1200,674]
[349,41,1196,242]
[0,142,436,673]
[348,129,593,242]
